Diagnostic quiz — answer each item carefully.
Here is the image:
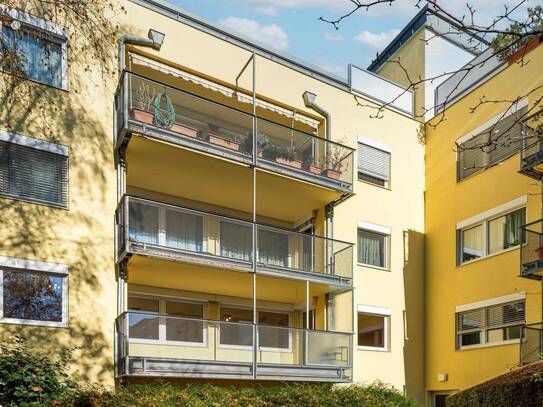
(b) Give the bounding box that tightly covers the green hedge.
[60,382,417,407]
[447,361,543,407]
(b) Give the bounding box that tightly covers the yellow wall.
[425,44,543,395]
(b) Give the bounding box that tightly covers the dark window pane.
[258,311,289,349]
[358,313,385,348]
[127,297,159,340]
[461,332,480,346]
[166,301,204,343]
[3,270,64,322]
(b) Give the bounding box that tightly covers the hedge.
[59,382,418,407]
[447,361,543,407]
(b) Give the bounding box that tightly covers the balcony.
[520,220,543,280]
[115,312,352,382]
[116,195,353,286]
[115,72,354,195]
[520,323,543,364]
[520,118,543,179]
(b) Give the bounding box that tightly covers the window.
[458,206,526,265]
[219,306,290,349]
[1,8,67,89]
[358,229,389,269]
[358,143,390,187]
[220,220,252,261]
[0,258,68,327]
[127,295,205,344]
[456,299,525,349]
[0,135,68,207]
[357,312,389,350]
[457,106,527,181]
[258,228,289,268]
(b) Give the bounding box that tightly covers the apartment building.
[0,0,425,403]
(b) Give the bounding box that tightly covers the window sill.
[458,244,520,268]
[457,338,520,351]
[0,318,68,328]
[357,263,391,272]
[357,179,391,191]
[357,346,390,352]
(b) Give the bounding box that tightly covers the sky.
[167,0,536,79]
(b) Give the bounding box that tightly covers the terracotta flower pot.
[535,246,543,260]
[308,164,321,175]
[275,157,302,169]
[322,168,342,180]
[507,36,541,65]
[131,108,153,124]
[209,134,240,151]
[171,123,198,138]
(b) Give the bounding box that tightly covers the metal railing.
[520,323,543,364]
[116,195,353,283]
[115,312,352,380]
[520,123,543,178]
[115,72,354,192]
[520,220,543,279]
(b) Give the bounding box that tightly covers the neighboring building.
[423,38,543,406]
[0,1,541,406]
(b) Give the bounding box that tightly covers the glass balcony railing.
[520,323,543,364]
[520,220,543,279]
[116,195,353,284]
[115,71,354,193]
[520,120,543,179]
[115,312,352,381]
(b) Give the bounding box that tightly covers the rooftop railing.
[116,311,352,381]
[116,195,353,285]
[115,72,354,193]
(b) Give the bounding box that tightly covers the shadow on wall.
[0,39,119,383]
[402,229,425,406]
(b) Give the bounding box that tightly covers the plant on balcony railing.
[304,156,322,175]
[132,82,155,124]
[318,139,348,180]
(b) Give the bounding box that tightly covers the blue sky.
[167,0,534,79]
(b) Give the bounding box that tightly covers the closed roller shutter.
[358,143,390,186]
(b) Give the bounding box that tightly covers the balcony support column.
[325,203,334,275]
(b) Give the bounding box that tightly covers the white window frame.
[0,255,68,328]
[455,293,526,350]
[357,136,391,189]
[218,304,292,353]
[357,221,391,270]
[357,305,391,352]
[127,293,208,348]
[457,196,527,265]
[0,5,68,90]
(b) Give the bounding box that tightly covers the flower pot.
[171,123,198,138]
[507,36,541,65]
[275,157,302,169]
[131,108,153,124]
[308,164,321,175]
[209,134,240,151]
[322,168,342,180]
[535,246,543,261]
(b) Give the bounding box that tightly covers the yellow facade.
[4,1,541,406]
[424,43,543,400]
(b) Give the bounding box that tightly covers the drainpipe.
[302,91,331,141]
[116,30,165,319]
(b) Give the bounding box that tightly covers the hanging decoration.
[152,92,176,129]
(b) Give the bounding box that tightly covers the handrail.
[117,70,355,153]
[117,311,354,335]
[124,194,355,247]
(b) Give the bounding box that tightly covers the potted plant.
[321,143,345,180]
[208,130,241,151]
[304,156,321,175]
[275,143,302,169]
[132,82,155,124]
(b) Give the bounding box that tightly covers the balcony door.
[258,228,289,268]
[165,208,203,252]
[219,220,252,261]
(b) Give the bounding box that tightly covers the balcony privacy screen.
[0,140,68,207]
[457,107,527,180]
[358,143,390,186]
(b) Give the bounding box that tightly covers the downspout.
[302,91,331,141]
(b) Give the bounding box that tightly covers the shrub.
[0,336,74,406]
[59,382,418,407]
[447,361,543,407]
